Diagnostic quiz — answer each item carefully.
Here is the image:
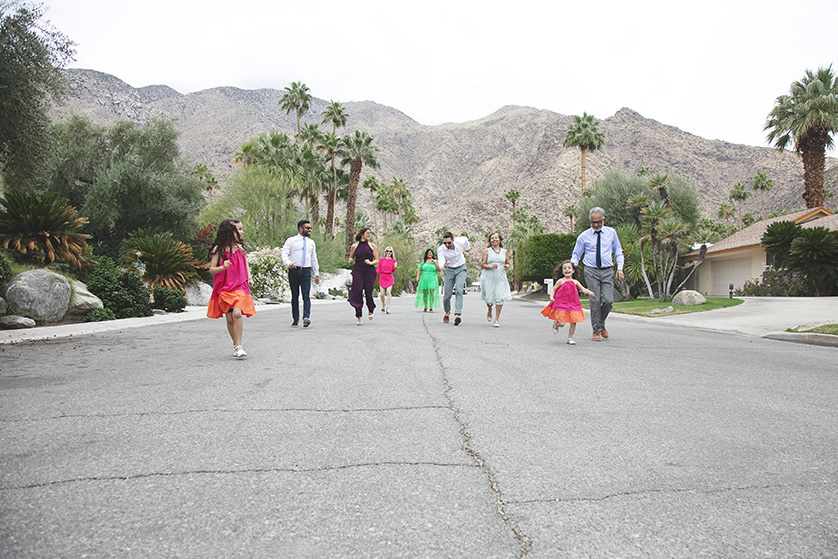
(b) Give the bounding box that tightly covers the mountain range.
[52,69,838,243]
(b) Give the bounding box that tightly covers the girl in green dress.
[415,249,441,311]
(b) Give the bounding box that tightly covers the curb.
[762,332,838,348]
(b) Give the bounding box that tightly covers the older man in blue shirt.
[571,207,624,341]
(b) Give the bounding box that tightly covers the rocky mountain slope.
[53,69,837,242]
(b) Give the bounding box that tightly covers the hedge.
[517,233,577,282]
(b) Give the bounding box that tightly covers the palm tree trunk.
[345,158,362,255]
[801,136,826,208]
[310,194,320,229]
[761,192,766,219]
[738,201,743,230]
[370,189,379,240]
[639,243,655,299]
[580,147,587,193]
[326,154,337,236]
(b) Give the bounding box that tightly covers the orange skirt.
[207,290,256,319]
[540,305,585,324]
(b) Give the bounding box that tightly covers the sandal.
[566,339,576,345]
[552,321,559,334]
[356,317,362,325]
[234,345,247,358]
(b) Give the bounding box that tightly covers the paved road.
[1,295,836,558]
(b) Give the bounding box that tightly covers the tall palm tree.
[389,177,410,220]
[321,100,348,134]
[279,81,312,139]
[717,202,735,231]
[339,130,380,254]
[562,112,605,193]
[751,171,773,218]
[729,182,751,230]
[765,65,838,209]
[318,131,340,236]
[362,175,381,239]
[562,204,576,233]
[505,189,520,212]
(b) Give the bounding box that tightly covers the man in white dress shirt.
[437,231,470,326]
[281,220,320,327]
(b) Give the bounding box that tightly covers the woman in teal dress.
[480,233,512,327]
[415,248,441,311]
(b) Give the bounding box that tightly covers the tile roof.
[686,207,835,259]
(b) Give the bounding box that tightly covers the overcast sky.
[45,0,836,151]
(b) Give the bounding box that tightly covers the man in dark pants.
[571,207,624,341]
[281,220,320,327]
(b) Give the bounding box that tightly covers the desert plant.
[123,228,202,291]
[86,257,152,319]
[152,286,187,312]
[0,191,90,268]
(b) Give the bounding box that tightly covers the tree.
[562,112,605,193]
[0,1,75,190]
[339,130,380,254]
[192,163,218,201]
[765,66,838,209]
[321,100,348,134]
[389,177,410,221]
[752,171,773,219]
[318,132,341,236]
[717,202,735,231]
[786,227,838,296]
[362,175,382,239]
[562,204,576,233]
[505,189,520,229]
[729,182,751,230]
[279,81,312,139]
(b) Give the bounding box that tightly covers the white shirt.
[438,236,470,268]
[281,234,319,277]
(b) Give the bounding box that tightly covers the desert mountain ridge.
[53,69,838,243]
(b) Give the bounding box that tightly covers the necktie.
[596,231,602,268]
[301,237,307,267]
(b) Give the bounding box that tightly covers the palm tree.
[362,175,382,239]
[233,141,255,167]
[562,204,576,233]
[729,182,751,230]
[318,131,341,236]
[647,173,671,209]
[300,123,322,145]
[717,202,735,231]
[562,112,605,193]
[765,65,838,209]
[339,130,380,254]
[505,188,520,212]
[389,177,410,220]
[752,171,773,218]
[321,100,348,134]
[279,81,312,139]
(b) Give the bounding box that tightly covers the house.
[683,207,836,297]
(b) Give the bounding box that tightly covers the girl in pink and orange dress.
[207,218,255,358]
[541,260,594,345]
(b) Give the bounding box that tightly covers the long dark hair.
[423,248,435,261]
[209,218,245,261]
[354,227,371,242]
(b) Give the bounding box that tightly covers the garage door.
[711,257,754,296]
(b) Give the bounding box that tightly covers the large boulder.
[67,279,104,316]
[0,296,6,315]
[3,269,71,323]
[672,290,707,306]
[185,282,213,306]
[0,315,36,329]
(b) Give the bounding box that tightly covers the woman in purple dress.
[348,227,380,325]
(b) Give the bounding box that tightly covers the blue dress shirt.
[571,226,624,270]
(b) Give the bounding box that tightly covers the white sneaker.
[234,345,247,358]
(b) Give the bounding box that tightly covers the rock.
[3,270,71,323]
[0,315,36,329]
[67,280,104,315]
[672,290,707,306]
[0,296,5,315]
[649,306,674,315]
[185,282,213,306]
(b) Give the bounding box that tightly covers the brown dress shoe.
[600,326,609,339]
[443,313,450,323]
[591,332,603,341]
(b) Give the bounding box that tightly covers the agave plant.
[0,191,91,269]
[123,228,203,291]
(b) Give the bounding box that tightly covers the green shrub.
[734,266,817,297]
[123,228,202,291]
[517,233,577,282]
[247,247,289,299]
[86,308,117,322]
[86,257,153,318]
[152,286,187,312]
[0,250,14,288]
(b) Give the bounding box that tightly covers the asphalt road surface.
[1,294,836,558]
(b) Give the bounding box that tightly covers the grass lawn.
[580,297,744,317]
[788,324,838,335]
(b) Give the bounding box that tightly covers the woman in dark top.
[348,227,380,325]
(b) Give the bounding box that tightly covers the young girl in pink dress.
[541,260,594,345]
[207,218,255,358]
[377,246,397,314]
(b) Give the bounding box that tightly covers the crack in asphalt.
[0,461,477,491]
[422,316,532,559]
[0,406,448,423]
[508,480,836,505]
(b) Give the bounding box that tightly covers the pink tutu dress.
[540,280,586,323]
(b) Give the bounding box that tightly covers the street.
[1,295,836,558]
